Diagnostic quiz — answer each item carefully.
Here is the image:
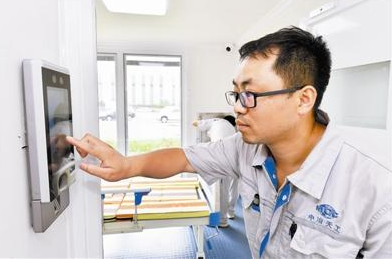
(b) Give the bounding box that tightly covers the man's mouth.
[236,119,250,130]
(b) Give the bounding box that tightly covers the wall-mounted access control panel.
[23,60,75,232]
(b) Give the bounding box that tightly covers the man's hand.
[66,134,130,181]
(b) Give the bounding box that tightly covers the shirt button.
[272,174,276,179]
[282,195,287,201]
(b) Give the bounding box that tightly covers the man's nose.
[234,99,247,115]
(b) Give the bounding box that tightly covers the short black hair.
[223,115,236,127]
[239,26,331,115]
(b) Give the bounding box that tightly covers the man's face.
[232,54,300,145]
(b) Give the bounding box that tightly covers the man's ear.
[297,85,317,115]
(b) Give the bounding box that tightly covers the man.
[193,115,238,227]
[67,27,392,258]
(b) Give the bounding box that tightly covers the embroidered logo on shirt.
[316,204,339,219]
[306,213,342,234]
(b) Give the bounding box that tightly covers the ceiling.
[96,0,282,45]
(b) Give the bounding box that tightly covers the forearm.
[127,148,196,179]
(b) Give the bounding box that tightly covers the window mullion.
[116,52,126,155]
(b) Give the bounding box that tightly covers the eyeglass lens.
[240,92,255,108]
[226,92,236,105]
[226,91,255,108]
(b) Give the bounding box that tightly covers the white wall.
[0,0,102,258]
[97,41,238,146]
[237,0,331,45]
[183,44,238,144]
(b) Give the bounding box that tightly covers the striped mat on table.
[102,176,210,222]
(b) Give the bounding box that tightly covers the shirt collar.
[287,123,344,200]
[252,144,269,167]
[251,123,344,200]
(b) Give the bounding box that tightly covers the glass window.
[97,54,118,148]
[125,55,182,155]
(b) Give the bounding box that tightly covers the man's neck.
[267,121,326,189]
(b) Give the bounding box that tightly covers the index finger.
[66,136,89,157]
[66,135,104,159]
[79,133,109,147]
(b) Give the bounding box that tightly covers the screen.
[42,67,74,201]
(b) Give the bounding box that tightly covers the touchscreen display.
[42,68,74,201]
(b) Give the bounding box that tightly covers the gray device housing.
[23,60,75,233]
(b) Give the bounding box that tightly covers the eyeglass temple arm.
[254,85,306,97]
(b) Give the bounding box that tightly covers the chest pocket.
[241,192,263,259]
[289,223,361,258]
[242,193,260,239]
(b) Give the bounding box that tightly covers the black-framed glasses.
[225,85,306,108]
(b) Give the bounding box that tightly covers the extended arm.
[66,134,195,182]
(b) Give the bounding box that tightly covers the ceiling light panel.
[102,0,168,16]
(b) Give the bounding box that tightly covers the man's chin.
[241,134,261,145]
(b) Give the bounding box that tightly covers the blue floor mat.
[104,226,197,259]
[103,198,251,259]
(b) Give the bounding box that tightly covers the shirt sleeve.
[183,132,241,185]
[362,202,392,258]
